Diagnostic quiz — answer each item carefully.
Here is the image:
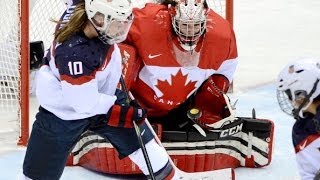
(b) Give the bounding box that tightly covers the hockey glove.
[193,74,230,128]
[114,89,128,105]
[106,102,147,128]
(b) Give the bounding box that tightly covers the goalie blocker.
[66,44,274,174]
[66,116,274,174]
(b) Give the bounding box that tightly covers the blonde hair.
[54,2,87,43]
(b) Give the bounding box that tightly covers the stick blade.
[177,168,234,180]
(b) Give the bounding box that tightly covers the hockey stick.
[119,77,234,179]
[119,76,155,180]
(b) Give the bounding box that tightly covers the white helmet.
[172,0,207,51]
[85,0,133,44]
[276,57,320,118]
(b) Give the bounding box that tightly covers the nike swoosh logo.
[299,140,307,150]
[148,54,162,59]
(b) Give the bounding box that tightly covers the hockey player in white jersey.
[19,0,186,179]
[277,57,320,180]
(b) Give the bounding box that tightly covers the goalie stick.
[119,76,234,179]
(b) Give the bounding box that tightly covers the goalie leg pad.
[67,118,274,174]
[241,118,275,168]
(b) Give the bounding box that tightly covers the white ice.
[1,0,320,179]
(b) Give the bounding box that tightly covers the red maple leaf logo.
[156,69,197,103]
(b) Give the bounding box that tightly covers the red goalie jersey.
[126,3,238,117]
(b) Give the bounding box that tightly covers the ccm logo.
[220,123,243,138]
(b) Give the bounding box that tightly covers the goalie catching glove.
[193,74,231,129]
[106,100,147,128]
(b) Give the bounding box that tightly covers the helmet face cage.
[91,13,133,44]
[85,0,133,44]
[276,58,320,118]
[276,89,295,117]
[172,0,207,50]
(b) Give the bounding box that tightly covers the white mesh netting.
[0,0,22,145]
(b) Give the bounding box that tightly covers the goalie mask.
[172,0,207,51]
[85,0,133,44]
[276,57,320,118]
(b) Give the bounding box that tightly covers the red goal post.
[0,0,233,146]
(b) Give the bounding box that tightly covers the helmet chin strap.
[89,22,108,44]
[294,79,320,119]
[89,21,115,44]
[97,33,110,44]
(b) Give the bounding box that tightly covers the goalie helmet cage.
[0,0,233,146]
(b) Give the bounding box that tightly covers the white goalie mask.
[276,57,320,118]
[85,0,133,44]
[172,0,207,51]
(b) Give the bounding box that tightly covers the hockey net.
[0,0,233,146]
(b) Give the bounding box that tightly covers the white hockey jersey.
[36,32,122,120]
[293,113,320,180]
